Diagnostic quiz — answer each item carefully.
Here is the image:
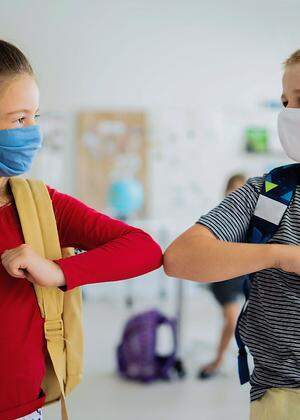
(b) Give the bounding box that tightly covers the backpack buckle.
[44,319,64,341]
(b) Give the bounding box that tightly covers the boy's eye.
[34,114,40,120]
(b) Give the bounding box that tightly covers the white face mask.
[278,107,300,162]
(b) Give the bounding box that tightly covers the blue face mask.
[0,125,42,177]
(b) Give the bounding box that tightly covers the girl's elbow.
[151,241,163,269]
[143,234,163,270]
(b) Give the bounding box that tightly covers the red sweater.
[0,187,162,420]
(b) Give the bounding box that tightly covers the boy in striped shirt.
[164,50,300,420]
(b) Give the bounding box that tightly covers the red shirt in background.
[0,187,162,420]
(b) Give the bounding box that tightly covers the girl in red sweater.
[0,40,162,420]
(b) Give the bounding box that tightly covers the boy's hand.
[272,244,300,275]
[1,244,66,287]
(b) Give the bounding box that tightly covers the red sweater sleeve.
[47,187,163,291]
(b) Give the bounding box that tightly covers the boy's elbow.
[163,246,181,278]
[163,242,207,282]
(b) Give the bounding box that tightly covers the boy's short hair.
[284,50,300,67]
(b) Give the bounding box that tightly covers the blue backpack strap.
[235,163,300,385]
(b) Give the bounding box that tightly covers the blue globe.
[107,179,144,217]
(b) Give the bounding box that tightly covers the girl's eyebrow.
[6,108,40,115]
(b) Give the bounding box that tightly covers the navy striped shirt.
[198,177,300,401]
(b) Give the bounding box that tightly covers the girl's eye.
[34,114,40,120]
[17,117,26,124]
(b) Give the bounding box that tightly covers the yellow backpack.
[9,177,84,420]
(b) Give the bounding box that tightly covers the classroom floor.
[44,281,250,420]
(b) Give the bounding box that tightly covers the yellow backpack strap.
[9,177,69,420]
[9,177,46,312]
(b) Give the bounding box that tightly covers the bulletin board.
[76,111,148,217]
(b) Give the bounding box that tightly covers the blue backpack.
[235,163,300,385]
[117,309,185,382]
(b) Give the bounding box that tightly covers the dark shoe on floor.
[197,364,220,380]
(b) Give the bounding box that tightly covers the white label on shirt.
[254,195,287,225]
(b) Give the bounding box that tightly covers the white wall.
[1,0,300,226]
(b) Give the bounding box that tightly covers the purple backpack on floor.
[117,309,181,382]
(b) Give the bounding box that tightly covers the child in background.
[164,50,300,420]
[198,173,247,380]
[0,40,162,420]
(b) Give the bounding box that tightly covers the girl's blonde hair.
[284,50,300,67]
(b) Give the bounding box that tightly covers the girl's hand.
[1,244,66,287]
